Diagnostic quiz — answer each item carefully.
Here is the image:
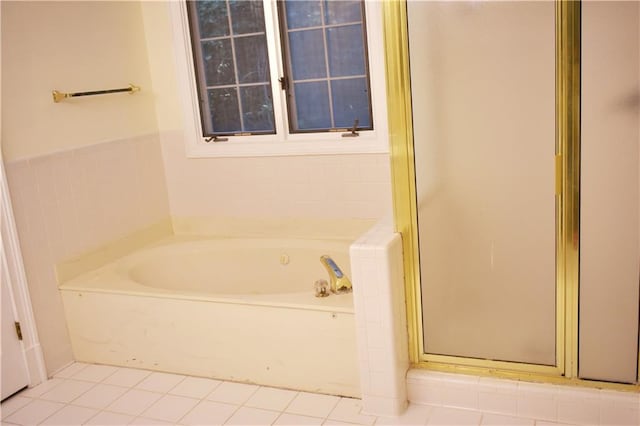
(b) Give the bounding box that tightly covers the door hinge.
[14,321,23,341]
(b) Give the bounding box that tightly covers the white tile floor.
[0,362,612,425]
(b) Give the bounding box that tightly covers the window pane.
[208,87,241,133]
[201,39,235,86]
[240,85,275,132]
[289,29,326,80]
[285,1,322,29]
[196,1,229,38]
[327,24,365,77]
[235,35,270,84]
[294,82,331,130]
[279,0,372,132]
[229,0,265,35]
[188,0,275,136]
[331,78,370,128]
[324,1,362,25]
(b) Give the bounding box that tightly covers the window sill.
[185,135,389,158]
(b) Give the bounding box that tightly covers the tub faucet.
[319,255,352,294]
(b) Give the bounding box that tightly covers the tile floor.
[0,363,609,425]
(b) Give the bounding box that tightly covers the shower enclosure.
[387,0,640,387]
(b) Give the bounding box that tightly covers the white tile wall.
[350,220,410,416]
[159,130,393,220]
[408,369,640,425]
[5,134,170,374]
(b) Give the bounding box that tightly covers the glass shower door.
[408,1,557,365]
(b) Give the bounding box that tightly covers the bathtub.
[59,236,360,397]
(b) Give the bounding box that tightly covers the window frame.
[170,0,389,158]
[276,0,374,134]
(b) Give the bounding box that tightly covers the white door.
[1,252,30,400]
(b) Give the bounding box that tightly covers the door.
[1,253,30,400]
[407,0,558,368]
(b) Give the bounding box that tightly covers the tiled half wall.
[4,134,171,374]
[351,221,410,416]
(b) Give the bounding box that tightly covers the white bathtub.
[59,236,360,397]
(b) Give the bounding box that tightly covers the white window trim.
[169,0,389,158]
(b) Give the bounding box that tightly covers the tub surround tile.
[135,372,186,394]
[106,389,163,416]
[516,394,557,422]
[285,392,341,419]
[55,218,173,285]
[206,381,260,405]
[102,367,152,388]
[556,398,600,425]
[273,413,324,425]
[225,406,281,425]
[84,410,135,425]
[171,217,376,241]
[599,403,639,425]
[351,222,409,417]
[3,399,65,425]
[38,404,98,425]
[6,135,170,376]
[245,387,298,412]
[478,391,518,416]
[71,383,129,410]
[141,394,200,423]
[161,129,392,221]
[169,376,222,399]
[179,400,239,425]
[408,369,640,425]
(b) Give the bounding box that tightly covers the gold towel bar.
[52,84,140,103]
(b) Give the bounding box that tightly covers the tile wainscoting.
[4,134,171,373]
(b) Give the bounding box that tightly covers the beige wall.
[1,1,170,374]
[140,1,183,134]
[1,1,158,161]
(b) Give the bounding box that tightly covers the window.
[278,1,372,133]
[172,0,388,157]
[187,1,276,136]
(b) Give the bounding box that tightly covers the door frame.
[0,0,47,386]
[383,0,638,390]
[1,155,48,390]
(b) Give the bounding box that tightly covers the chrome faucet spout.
[319,255,352,294]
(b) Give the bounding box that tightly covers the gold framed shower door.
[383,0,637,390]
